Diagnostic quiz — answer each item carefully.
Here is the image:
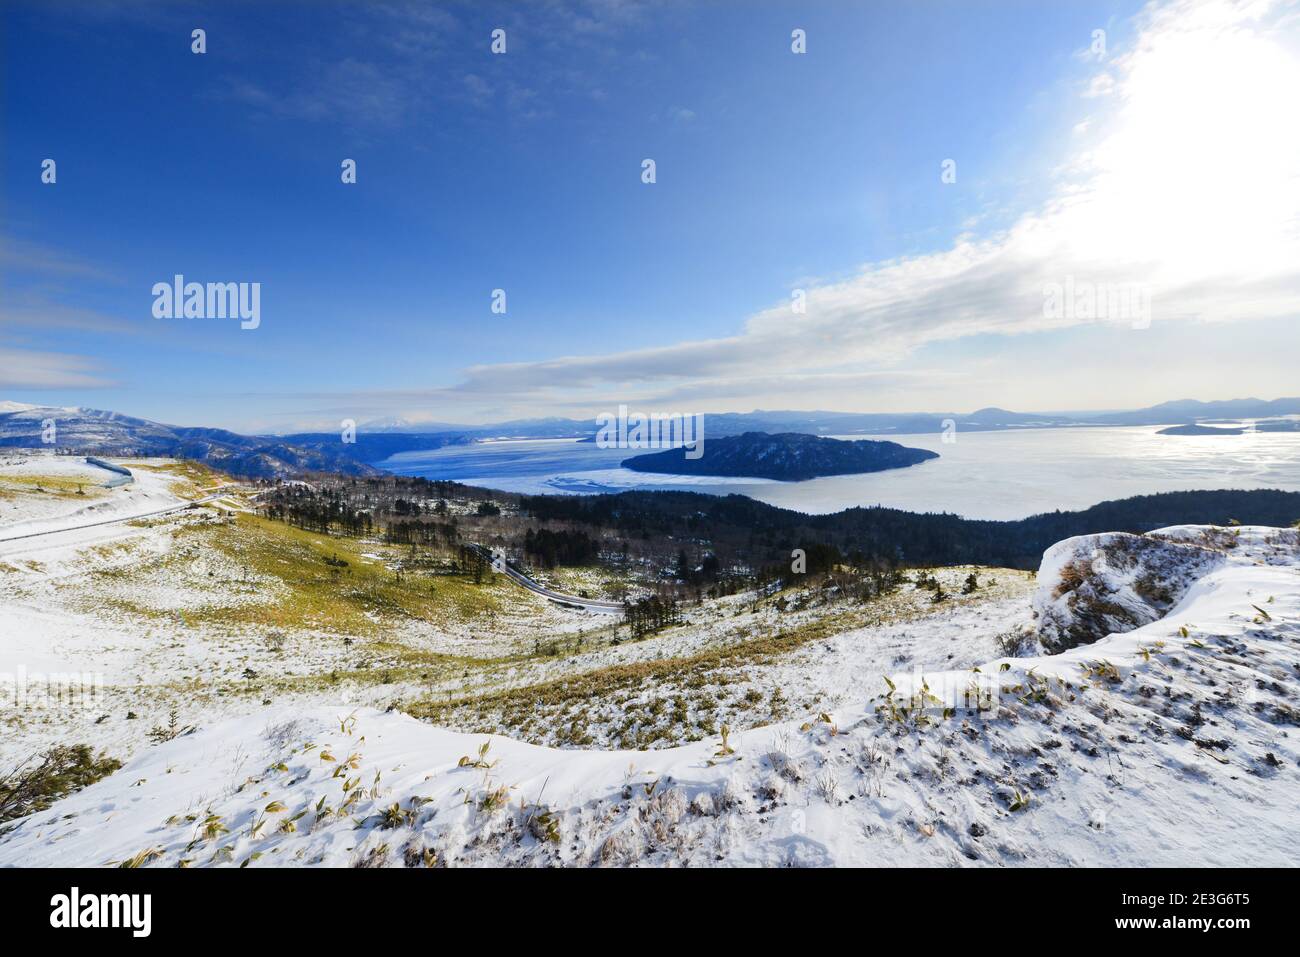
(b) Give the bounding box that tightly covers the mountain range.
[1,396,1297,479]
[355,397,1300,436]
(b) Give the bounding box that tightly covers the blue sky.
[4,0,1299,432]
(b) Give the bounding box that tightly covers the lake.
[374,426,1300,521]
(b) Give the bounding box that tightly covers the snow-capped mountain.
[0,403,379,478]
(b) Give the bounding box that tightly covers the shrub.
[0,745,122,824]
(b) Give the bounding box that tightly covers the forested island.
[621,431,938,481]
[1157,423,1244,435]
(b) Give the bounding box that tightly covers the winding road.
[0,481,239,545]
[468,543,625,614]
[1,468,624,618]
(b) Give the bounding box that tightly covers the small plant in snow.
[458,740,498,769]
[478,782,510,813]
[815,769,839,803]
[278,810,307,834]
[714,724,736,757]
[112,846,164,869]
[403,840,438,867]
[352,842,390,868]
[527,807,562,844]
[147,709,195,744]
[0,744,121,824]
[995,628,1030,657]
[379,797,429,830]
[198,812,228,842]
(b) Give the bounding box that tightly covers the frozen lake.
[375,426,1300,520]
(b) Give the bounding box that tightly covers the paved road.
[469,543,625,614]
[1,493,625,619]
[0,485,237,544]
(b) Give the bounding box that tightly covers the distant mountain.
[621,431,939,481]
[358,416,601,438]
[4,394,1296,480]
[683,408,1079,437]
[307,397,1300,441]
[1093,397,1300,426]
[0,404,393,479]
[280,431,471,462]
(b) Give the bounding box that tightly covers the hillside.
[2,524,1295,867]
[622,431,938,481]
[0,404,467,479]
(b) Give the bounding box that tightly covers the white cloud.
[438,0,1300,414]
[0,349,114,389]
[0,237,119,282]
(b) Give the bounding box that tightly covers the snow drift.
[1032,531,1225,651]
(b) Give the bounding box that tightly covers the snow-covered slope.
[1032,531,1226,651]
[1,525,1296,867]
[0,405,382,478]
[0,451,187,538]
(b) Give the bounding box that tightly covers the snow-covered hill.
[0,451,188,538]
[0,403,382,478]
[1,525,1295,867]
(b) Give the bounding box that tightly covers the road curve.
[0,488,234,544]
[469,543,624,614]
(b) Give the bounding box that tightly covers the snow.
[1032,531,1226,651]
[0,451,186,539]
[2,524,1296,867]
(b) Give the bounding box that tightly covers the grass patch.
[167,514,506,634]
[0,474,107,497]
[127,459,224,499]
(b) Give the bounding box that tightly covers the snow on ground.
[2,525,1296,867]
[1032,530,1225,652]
[0,459,625,765]
[0,451,187,538]
[414,569,1035,749]
[4,453,1029,764]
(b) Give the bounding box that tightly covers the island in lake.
[1256,419,1300,432]
[1157,423,1245,435]
[621,431,939,481]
